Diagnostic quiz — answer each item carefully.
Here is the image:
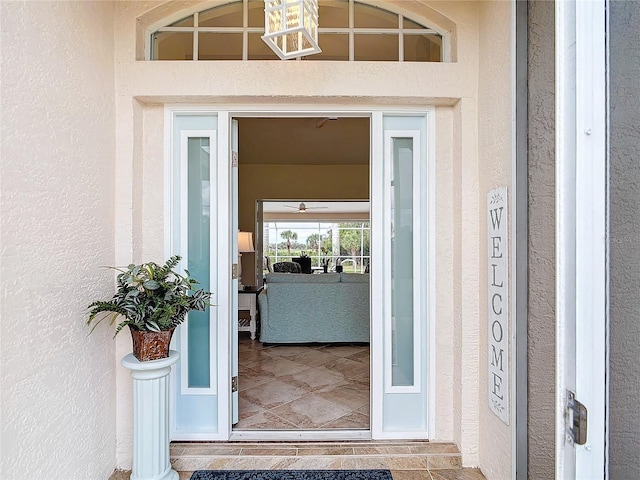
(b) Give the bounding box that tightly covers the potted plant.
[87,255,211,361]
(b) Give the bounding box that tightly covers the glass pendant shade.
[262,0,321,60]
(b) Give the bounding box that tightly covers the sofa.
[258,272,370,343]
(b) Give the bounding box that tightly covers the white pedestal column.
[122,350,180,480]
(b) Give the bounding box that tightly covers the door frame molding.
[555,0,608,476]
[165,104,437,441]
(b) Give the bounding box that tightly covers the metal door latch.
[567,390,588,446]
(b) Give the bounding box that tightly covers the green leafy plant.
[87,256,211,337]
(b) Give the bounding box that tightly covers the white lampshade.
[238,231,255,253]
[262,0,321,60]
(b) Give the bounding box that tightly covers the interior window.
[264,221,370,274]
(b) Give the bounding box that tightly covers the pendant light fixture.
[262,0,321,60]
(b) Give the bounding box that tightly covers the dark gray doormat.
[190,470,393,480]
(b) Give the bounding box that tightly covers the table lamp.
[237,231,255,290]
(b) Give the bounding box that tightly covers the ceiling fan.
[283,202,329,213]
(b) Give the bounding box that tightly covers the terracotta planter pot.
[129,327,175,362]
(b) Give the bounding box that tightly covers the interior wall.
[476,1,513,478]
[526,1,556,478]
[238,164,369,286]
[608,1,640,477]
[0,2,117,479]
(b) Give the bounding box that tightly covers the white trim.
[164,105,436,442]
[166,105,428,115]
[230,430,372,441]
[383,130,422,395]
[556,0,608,477]
[370,111,384,439]
[165,108,176,436]
[171,430,226,441]
[603,2,611,473]
[574,0,607,476]
[426,108,437,438]
[510,0,518,474]
[231,118,240,426]
[193,12,199,61]
[179,130,217,397]
[217,112,231,439]
[555,0,577,476]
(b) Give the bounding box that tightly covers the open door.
[556,0,608,476]
[169,113,220,439]
[231,119,240,426]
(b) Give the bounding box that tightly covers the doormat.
[190,470,393,480]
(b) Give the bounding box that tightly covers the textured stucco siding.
[477,1,513,478]
[608,1,640,478]
[526,1,556,478]
[112,1,490,469]
[108,2,519,473]
[0,2,117,479]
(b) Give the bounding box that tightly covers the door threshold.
[229,429,371,442]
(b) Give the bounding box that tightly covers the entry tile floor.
[111,440,486,479]
[163,441,485,479]
[235,333,370,430]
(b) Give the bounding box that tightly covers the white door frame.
[555,0,608,477]
[166,105,437,441]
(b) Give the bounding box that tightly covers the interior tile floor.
[236,332,370,430]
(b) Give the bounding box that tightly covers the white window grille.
[150,0,444,62]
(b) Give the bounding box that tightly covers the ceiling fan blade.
[282,205,299,209]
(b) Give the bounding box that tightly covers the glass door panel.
[186,137,211,388]
[390,137,416,388]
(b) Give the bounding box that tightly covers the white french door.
[231,119,240,426]
[168,108,434,440]
[168,111,233,440]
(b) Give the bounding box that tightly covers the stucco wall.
[110,0,511,471]
[476,2,513,478]
[608,1,640,477]
[0,2,117,479]
[434,106,455,443]
[526,1,556,478]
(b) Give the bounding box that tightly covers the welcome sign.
[488,186,509,424]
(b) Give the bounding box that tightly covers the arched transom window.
[150,0,444,62]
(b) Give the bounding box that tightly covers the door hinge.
[232,376,238,393]
[232,264,238,279]
[232,151,238,167]
[567,390,588,446]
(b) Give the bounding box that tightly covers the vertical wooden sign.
[488,186,509,424]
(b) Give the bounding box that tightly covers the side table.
[238,286,264,340]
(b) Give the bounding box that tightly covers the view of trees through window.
[264,221,370,273]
